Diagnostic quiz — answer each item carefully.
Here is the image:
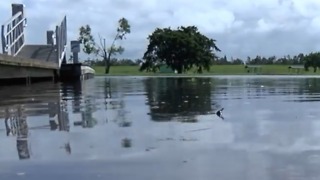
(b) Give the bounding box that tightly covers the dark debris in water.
[145,147,156,152]
[156,137,198,142]
[121,138,132,148]
[119,121,132,127]
[157,138,175,141]
[179,137,198,141]
[185,128,212,133]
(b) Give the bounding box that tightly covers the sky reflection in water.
[0,76,320,179]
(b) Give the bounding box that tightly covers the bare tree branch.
[78,18,131,74]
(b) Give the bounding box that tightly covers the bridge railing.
[55,16,67,67]
[1,4,27,56]
[1,4,67,69]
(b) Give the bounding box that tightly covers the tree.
[78,25,96,55]
[304,52,320,72]
[144,78,214,122]
[298,53,305,64]
[140,26,220,74]
[78,18,131,74]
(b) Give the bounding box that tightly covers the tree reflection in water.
[68,81,98,129]
[121,138,132,148]
[144,77,217,122]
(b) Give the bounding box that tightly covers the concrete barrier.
[0,53,57,84]
[0,53,58,69]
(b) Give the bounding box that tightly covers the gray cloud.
[0,0,320,61]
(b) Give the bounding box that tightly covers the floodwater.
[1,76,320,180]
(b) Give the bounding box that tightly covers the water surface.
[1,76,320,180]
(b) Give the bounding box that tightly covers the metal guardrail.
[1,11,27,56]
[1,4,68,69]
[55,16,67,67]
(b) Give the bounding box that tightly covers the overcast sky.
[1,0,320,61]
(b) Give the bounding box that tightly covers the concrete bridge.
[0,3,94,85]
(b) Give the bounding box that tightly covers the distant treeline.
[83,52,319,66]
[82,58,141,66]
[214,53,306,65]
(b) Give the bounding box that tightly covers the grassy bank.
[92,65,318,76]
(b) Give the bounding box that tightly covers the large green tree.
[304,52,320,72]
[140,26,220,74]
[78,18,131,74]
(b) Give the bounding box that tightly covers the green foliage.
[116,18,131,40]
[209,51,320,75]
[93,64,319,76]
[78,17,131,74]
[108,45,125,56]
[304,52,320,72]
[105,18,130,58]
[140,26,220,74]
[78,25,97,55]
[90,58,139,66]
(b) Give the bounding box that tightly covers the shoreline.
[94,74,320,78]
[92,65,319,77]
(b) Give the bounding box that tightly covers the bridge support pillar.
[59,63,82,82]
[26,76,31,85]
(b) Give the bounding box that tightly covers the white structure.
[1,4,27,56]
[81,65,95,80]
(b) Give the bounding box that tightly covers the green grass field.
[92,65,318,76]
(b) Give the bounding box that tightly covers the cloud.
[0,0,320,60]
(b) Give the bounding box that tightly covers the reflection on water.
[0,82,72,159]
[1,77,320,179]
[144,78,218,122]
[121,138,132,148]
[5,105,30,160]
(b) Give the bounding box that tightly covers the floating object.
[216,108,224,120]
